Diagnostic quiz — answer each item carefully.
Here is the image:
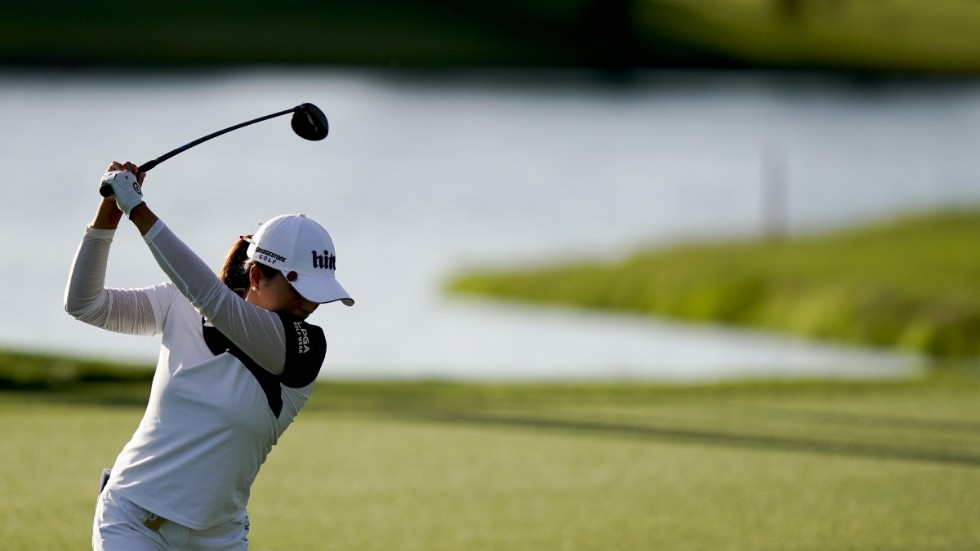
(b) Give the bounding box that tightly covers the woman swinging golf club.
[66,161,353,550]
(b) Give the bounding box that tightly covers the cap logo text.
[311,250,336,270]
[255,246,286,264]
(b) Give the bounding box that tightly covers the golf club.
[100,103,328,197]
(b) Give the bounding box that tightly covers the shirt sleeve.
[64,227,165,336]
[142,220,295,376]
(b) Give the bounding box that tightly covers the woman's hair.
[219,235,279,296]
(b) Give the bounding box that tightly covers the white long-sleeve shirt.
[65,221,326,530]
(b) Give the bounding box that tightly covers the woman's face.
[246,266,319,320]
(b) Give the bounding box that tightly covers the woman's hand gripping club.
[101,162,145,216]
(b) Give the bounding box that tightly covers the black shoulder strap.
[202,318,283,417]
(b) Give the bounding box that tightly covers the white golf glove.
[101,170,144,215]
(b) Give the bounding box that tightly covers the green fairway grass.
[2,360,979,550]
[449,209,980,359]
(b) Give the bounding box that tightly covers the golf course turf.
[1,356,978,550]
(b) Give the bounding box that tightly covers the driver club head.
[291,103,329,141]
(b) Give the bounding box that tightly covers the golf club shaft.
[100,107,297,197]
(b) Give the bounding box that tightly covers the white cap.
[246,214,354,306]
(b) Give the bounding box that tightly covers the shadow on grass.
[403,411,980,468]
[15,382,976,467]
[741,405,980,435]
[4,349,978,468]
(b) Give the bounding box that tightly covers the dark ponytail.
[219,236,253,297]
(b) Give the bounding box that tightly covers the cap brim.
[286,271,354,306]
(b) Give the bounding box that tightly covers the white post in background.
[762,142,789,242]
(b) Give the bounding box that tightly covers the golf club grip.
[99,160,155,197]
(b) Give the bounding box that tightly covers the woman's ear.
[248,264,263,292]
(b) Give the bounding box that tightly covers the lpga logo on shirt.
[311,250,336,271]
[293,322,311,354]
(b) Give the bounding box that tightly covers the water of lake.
[2,68,976,381]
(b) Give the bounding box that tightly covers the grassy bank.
[1,352,979,549]
[0,349,152,388]
[1,0,979,72]
[449,210,980,358]
[634,0,980,73]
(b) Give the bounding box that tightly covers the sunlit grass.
[634,0,980,71]
[2,362,979,550]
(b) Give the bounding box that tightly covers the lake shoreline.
[450,209,980,359]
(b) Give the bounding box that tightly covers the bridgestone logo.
[255,246,286,264]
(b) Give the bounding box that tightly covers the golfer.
[65,162,353,550]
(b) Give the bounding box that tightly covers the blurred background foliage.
[450,210,980,358]
[0,0,979,72]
